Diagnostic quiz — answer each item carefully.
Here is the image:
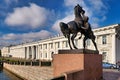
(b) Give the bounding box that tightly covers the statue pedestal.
[53,49,102,80]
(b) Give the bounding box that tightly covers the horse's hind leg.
[71,33,78,49]
[68,35,73,49]
[83,37,87,50]
[92,39,98,51]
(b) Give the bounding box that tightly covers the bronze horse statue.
[59,4,98,51]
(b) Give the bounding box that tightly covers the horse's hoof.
[74,47,78,49]
[70,48,73,50]
[96,50,99,54]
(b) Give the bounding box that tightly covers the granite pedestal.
[53,49,102,80]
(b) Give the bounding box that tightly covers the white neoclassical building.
[1,24,120,64]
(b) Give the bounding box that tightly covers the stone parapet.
[4,63,53,80]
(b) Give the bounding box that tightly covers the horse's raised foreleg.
[68,35,73,49]
[71,33,78,49]
[83,37,87,50]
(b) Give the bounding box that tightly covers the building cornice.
[93,24,119,32]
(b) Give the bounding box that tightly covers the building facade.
[1,24,120,64]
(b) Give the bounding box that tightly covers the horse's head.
[74,4,85,17]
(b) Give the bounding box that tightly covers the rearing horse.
[59,4,98,51]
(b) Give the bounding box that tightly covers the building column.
[112,34,116,64]
[53,42,56,54]
[60,41,62,49]
[41,44,43,60]
[31,46,34,59]
[27,47,29,59]
[95,36,98,46]
[36,45,38,59]
[47,43,49,60]
[37,45,40,59]
[24,47,27,59]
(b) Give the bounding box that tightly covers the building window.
[65,41,68,47]
[102,35,107,44]
[63,41,68,48]
[40,53,42,58]
[45,53,47,58]
[39,45,42,49]
[8,47,10,53]
[55,42,60,48]
[58,42,60,48]
[102,52,107,61]
[44,44,47,49]
[49,43,53,49]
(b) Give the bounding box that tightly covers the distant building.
[1,47,10,57]
[1,24,120,64]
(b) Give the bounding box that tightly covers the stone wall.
[4,63,53,80]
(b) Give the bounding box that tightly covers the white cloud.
[5,3,54,29]
[88,0,107,11]
[21,30,52,40]
[2,33,18,40]
[1,30,52,45]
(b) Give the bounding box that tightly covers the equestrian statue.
[59,4,98,51]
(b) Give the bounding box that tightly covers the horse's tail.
[59,22,69,38]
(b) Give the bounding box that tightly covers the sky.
[0,0,120,48]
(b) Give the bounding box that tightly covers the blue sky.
[0,0,120,48]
